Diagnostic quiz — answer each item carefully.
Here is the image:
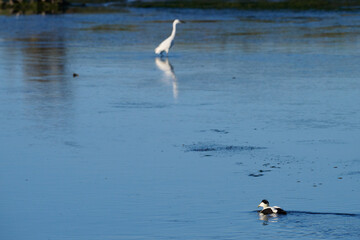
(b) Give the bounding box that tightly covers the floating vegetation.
[280,16,324,22]
[238,17,277,23]
[303,31,360,38]
[225,31,265,36]
[317,25,360,30]
[187,20,222,23]
[248,173,264,177]
[130,0,360,11]
[185,143,266,153]
[80,24,138,32]
[209,129,229,134]
[112,102,168,109]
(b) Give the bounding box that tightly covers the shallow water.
[1,8,360,240]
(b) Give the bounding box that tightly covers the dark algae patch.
[80,24,138,32]
[210,129,229,134]
[130,0,360,11]
[248,173,264,177]
[185,143,266,153]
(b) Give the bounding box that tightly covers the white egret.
[155,19,185,56]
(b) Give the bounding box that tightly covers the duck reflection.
[258,213,279,225]
[155,57,178,99]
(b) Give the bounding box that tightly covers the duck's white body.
[258,200,287,215]
[155,19,184,56]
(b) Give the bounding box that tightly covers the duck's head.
[258,199,269,209]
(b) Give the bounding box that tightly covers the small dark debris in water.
[226,146,255,151]
[210,129,229,134]
[203,154,212,157]
[249,173,264,177]
[313,184,317,187]
[259,169,271,173]
[263,163,270,167]
[297,180,301,183]
[64,141,81,148]
[270,166,280,169]
[236,162,243,165]
[73,73,79,77]
[334,166,338,168]
[232,77,236,79]
[185,143,265,153]
[254,128,257,130]
[113,102,167,109]
[338,177,343,179]
[191,147,216,152]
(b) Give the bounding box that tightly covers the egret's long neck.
[170,22,177,38]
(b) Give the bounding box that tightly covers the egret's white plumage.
[155,19,184,56]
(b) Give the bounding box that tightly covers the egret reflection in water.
[155,57,178,99]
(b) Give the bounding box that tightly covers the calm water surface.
[1,8,360,240]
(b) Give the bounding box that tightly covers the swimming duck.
[258,199,287,215]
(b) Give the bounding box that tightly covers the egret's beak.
[258,205,260,208]
[180,20,186,24]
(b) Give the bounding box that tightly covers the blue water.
[1,8,360,240]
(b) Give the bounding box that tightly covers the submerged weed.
[81,24,138,32]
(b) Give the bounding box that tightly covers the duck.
[258,199,287,215]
